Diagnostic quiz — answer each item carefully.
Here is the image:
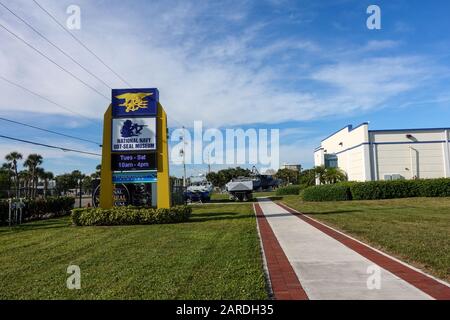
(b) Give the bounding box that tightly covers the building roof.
[315,122,450,152]
[321,122,450,142]
[320,122,369,142]
[369,126,450,132]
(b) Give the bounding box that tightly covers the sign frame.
[101,91,171,209]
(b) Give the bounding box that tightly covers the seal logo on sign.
[120,120,146,138]
[115,92,153,112]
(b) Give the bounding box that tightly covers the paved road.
[257,198,443,300]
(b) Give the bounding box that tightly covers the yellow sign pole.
[156,102,171,208]
[99,105,114,208]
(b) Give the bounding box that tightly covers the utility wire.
[30,0,189,131]
[0,134,101,156]
[0,22,110,100]
[3,2,187,132]
[0,116,101,146]
[0,1,112,90]
[33,0,132,88]
[0,75,99,125]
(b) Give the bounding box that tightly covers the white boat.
[185,175,213,202]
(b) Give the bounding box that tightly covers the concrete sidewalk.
[257,198,438,300]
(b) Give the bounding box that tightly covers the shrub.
[0,196,75,225]
[350,180,417,200]
[300,184,352,202]
[350,179,450,200]
[276,185,302,196]
[300,178,450,202]
[71,205,192,226]
[416,178,450,197]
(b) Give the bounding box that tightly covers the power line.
[33,0,133,88]
[0,117,101,146]
[3,1,188,132]
[0,1,112,90]
[0,21,110,100]
[0,75,99,125]
[0,134,101,156]
[30,0,189,131]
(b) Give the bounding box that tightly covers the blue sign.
[113,171,157,184]
[112,88,159,117]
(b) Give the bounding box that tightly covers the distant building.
[314,123,450,181]
[280,164,302,172]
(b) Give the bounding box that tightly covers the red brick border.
[277,202,450,300]
[253,203,308,300]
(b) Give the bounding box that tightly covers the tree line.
[1,152,51,198]
[275,166,347,187]
[0,151,101,199]
[204,165,347,189]
[54,165,101,196]
[205,167,253,189]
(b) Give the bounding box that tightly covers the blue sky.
[1,0,450,177]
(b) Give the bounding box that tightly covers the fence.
[171,178,185,206]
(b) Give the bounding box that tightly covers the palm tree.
[323,167,348,184]
[35,167,45,198]
[24,154,43,198]
[23,161,32,198]
[18,170,31,198]
[91,164,101,179]
[1,162,12,172]
[314,165,327,185]
[1,163,13,197]
[71,170,85,200]
[42,171,54,198]
[5,152,23,198]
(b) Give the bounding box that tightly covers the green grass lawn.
[0,204,267,300]
[279,196,450,282]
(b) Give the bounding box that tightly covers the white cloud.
[310,56,431,113]
[279,141,317,168]
[279,127,315,139]
[361,40,400,52]
[0,0,442,131]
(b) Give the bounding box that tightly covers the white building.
[314,123,450,181]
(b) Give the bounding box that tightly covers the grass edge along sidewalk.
[0,204,268,299]
[253,202,308,300]
[277,201,450,300]
[278,196,450,284]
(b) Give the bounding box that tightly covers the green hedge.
[416,178,450,197]
[276,185,302,196]
[300,184,352,202]
[71,205,192,226]
[0,197,75,225]
[298,178,450,202]
[350,179,450,200]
